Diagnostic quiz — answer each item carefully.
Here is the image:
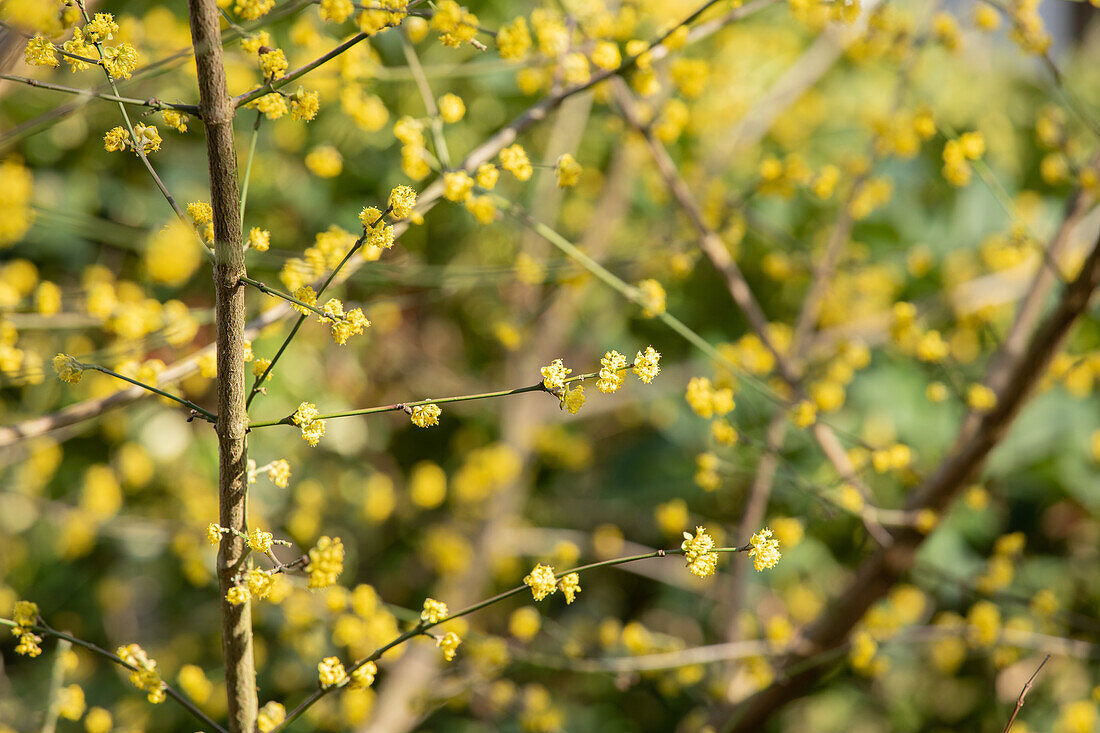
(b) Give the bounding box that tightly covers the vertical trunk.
[186,3,255,732]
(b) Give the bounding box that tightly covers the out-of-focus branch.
[612,80,891,545]
[720,222,1100,732]
[1002,654,1050,733]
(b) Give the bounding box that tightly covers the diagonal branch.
[720,221,1100,733]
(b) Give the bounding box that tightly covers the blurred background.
[1,0,1100,731]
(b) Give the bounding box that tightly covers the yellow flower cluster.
[116,644,166,703]
[942,131,985,186]
[523,562,558,601]
[681,526,718,578]
[226,586,250,605]
[421,597,449,623]
[431,1,478,48]
[257,701,286,732]
[541,358,571,391]
[247,527,274,553]
[555,153,582,188]
[749,527,781,572]
[291,402,326,446]
[411,403,442,428]
[500,144,533,181]
[267,459,291,488]
[597,350,627,393]
[685,377,735,419]
[235,0,275,21]
[632,346,661,383]
[258,47,287,79]
[388,185,417,219]
[0,158,34,247]
[52,353,84,384]
[359,205,396,255]
[437,631,462,661]
[497,17,532,60]
[349,661,377,689]
[11,600,42,657]
[317,656,347,688]
[635,278,666,317]
[559,572,581,604]
[25,36,58,67]
[307,535,345,588]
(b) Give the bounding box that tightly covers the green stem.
[248,367,632,428]
[239,275,339,321]
[83,364,217,422]
[271,543,753,732]
[0,619,228,733]
[0,73,200,115]
[239,111,263,223]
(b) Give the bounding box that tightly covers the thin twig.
[0,73,200,115]
[1002,654,1050,733]
[82,363,217,423]
[270,543,755,732]
[0,619,227,733]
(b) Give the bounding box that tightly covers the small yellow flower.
[561,384,585,414]
[291,402,325,447]
[317,656,347,688]
[103,127,130,153]
[251,358,272,381]
[289,87,320,122]
[15,631,43,657]
[53,353,84,384]
[116,644,166,703]
[162,110,189,133]
[476,163,499,189]
[25,36,59,67]
[500,143,533,181]
[421,598,449,623]
[632,346,661,383]
[437,631,462,661]
[555,153,582,188]
[559,573,581,604]
[13,600,38,628]
[749,527,781,571]
[206,523,223,546]
[681,526,718,578]
[258,701,286,733]
[258,47,288,79]
[411,403,442,428]
[635,279,666,317]
[967,384,997,412]
[541,358,571,391]
[307,536,345,588]
[443,171,474,202]
[226,585,250,605]
[349,661,377,689]
[524,563,558,601]
[597,350,627,393]
[247,527,274,553]
[388,185,417,219]
[438,93,466,123]
[85,13,119,42]
[267,459,291,488]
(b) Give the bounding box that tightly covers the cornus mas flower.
[251,359,272,380]
[500,143,533,180]
[597,350,628,393]
[681,526,719,578]
[226,586,250,605]
[562,384,585,414]
[246,568,274,599]
[25,36,59,67]
[541,358,571,391]
[524,563,558,601]
[291,402,325,446]
[292,285,317,315]
[411,403,442,428]
[52,353,84,384]
[13,600,37,627]
[438,93,465,123]
[421,598,449,623]
[267,460,290,488]
[307,536,345,588]
[749,528,781,572]
[555,153,582,188]
[632,347,661,383]
[317,656,347,688]
[559,573,581,604]
[289,87,321,122]
[257,48,287,79]
[437,631,462,661]
[496,17,531,59]
[84,13,119,42]
[350,661,378,689]
[247,227,270,251]
[247,528,273,553]
[258,701,286,732]
[103,127,129,153]
[476,163,499,189]
[388,185,417,219]
[206,523,223,545]
[635,278,666,317]
[116,644,166,703]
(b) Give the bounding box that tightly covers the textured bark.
[186,2,255,732]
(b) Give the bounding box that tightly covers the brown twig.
[1002,654,1050,733]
